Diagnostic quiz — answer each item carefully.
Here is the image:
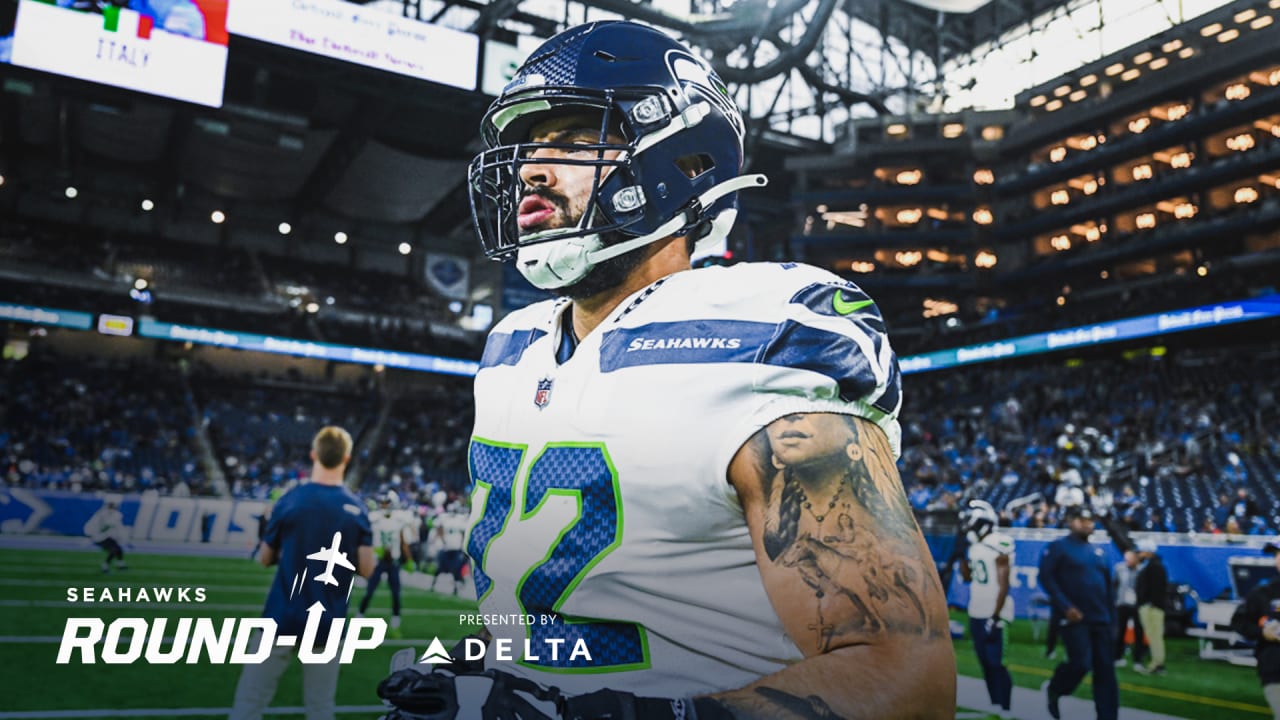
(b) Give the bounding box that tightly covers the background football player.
[960,499,1015,715]
[379,19,954,720]
[358,490,412,637]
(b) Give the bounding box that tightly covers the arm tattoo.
[755,414,946,645]
[752,687,842,719]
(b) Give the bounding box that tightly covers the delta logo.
[55,533,386,666]
[418,636,594,665]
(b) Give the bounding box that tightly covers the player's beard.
[519,186,649,301]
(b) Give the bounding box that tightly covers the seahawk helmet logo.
[664,49,744,147]
[534,378,554,409]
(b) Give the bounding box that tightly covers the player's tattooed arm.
[711,413,956,719]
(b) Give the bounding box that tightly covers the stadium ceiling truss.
[354,0,1078,149]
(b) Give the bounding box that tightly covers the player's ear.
[309,450,316,463]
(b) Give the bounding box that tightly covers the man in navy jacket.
[1039,505,1119,720]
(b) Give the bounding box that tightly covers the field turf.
[0,548,1264,719]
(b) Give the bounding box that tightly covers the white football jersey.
[393,508,419,543]
[436,511,468,551]
[467,262,902,697]
[967,532,1015,621]
[372,513,404,562]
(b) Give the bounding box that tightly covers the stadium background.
[0,0,1277,717]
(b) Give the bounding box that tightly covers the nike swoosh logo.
[832,291,874,316]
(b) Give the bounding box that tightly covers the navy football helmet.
[468,20,767,289]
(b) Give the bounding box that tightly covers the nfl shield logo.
[534,378,553,409]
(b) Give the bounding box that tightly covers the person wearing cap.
[1039,504,1119,720]
[1232,542,1280,719]
[1134,538,1169,674]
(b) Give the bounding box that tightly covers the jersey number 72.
[466,438,650,672]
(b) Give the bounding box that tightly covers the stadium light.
[1121,68,1142,81]
[896,169,923,185]
[305,301,320,314]
[886,123,908,136]
[975,250,998,269]
[134,278,148,290]
[1162,39,1183,53]
[1250,15,1273,29]
[1084,226,1101,242]
[1201,22,1223,36]
[334,231,348,244]
[981,126,1004,141]
[1049,146,1067,162]
[1225,83,1251,100]
[1165,104,1189,121]
[1218,28,1240,42]
[1170,151,1193,168]
[1082,178,1099,195]
[398,242,412,255]
[1149,58,1169,70]
[1053,85,1071,97]
[1080,74,1098,87]
[1030,95,1047,107]
[895,251,923,267]
[1235,186,1260,204]
[0,174,5,186]
[973,208,994,225]
[1101,270,1110,279]
[278,222,292,235]
[850,261,875,273]
[140,199,154,211]
[973,169,995,185]
[1045,99,1064,112]
[211,210,226,224]
[1056,296,1066,306]
[1174,202,1198,219]
[896,208,923,224]
[1178,47,1196,59]
[1051,189,1070,205]
[1136,212,1157,229]
[1235,8,1257,23]
[1105,63,1125,76]
[1197,265,1209,277]
[1050,234,1071,251]
[1128,117,1151,133]
[65,186,78,199]
[1132,164,1154,181]
[942,123,964,138]
[1134,51,1153,64]
[1226,133,1255,152]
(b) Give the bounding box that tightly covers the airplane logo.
[306,532,355,586]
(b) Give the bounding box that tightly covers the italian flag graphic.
[100,5,155,41]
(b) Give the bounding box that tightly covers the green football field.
[0,548,1266,719]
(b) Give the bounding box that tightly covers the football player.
[83,497,127,573]
[960,499,1015,714]
[359,490,412,637]
[429,502,469,596]
[379,19,953,720]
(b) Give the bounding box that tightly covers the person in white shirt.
[357,491,412,636]
[962,499,1015,714]
[83,498,127,573]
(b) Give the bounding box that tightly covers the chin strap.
[586,173,768,265]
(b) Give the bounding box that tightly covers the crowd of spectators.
[900,339,1280,534]
[1,350,204,494]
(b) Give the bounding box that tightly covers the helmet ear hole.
[676,153,714,179]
